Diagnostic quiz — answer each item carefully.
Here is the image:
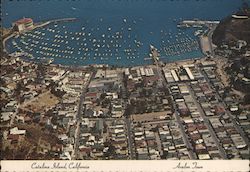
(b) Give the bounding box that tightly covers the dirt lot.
[131,111,171,123]
[21,91,59,113]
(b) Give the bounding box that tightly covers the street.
[125,117,136,159]
[155,54,197,159]
[73,72,94,160]
[187,84,228,159]
[172,107,198,159]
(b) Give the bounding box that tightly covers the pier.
[34,18,77,29]
[178,19,220,28]
[150,45,160,65]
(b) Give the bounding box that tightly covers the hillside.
[212,5,250,46]
[212,5,250,105]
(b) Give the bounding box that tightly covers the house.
[52,144,63,152]
[3,100,18,112]
[214,105,226,116]
[1,112,12,122]
[8,134,19,144]
[230,105,239,112]
[111,103,124,118]
[198,154,211,160]
[60,151,72,160]
[0,87,12,95]
[10,127,26,135]
[58,134,68,142]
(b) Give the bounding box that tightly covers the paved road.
[170,95,197,159]
[121,73,135,160]
[73,72,94,160]
[154,56,197,159]
[174,111,197,159]
[125,117,135,159]
[207,24,217,57]
[187,84,228,159]
[153,54,197,159]
[0,59,8,65]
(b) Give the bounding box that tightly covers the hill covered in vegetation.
[212,2,250,46]
[212,3,250,105]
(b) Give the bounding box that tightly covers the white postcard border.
[1,160,249,172]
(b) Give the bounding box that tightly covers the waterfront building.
[12,18,34,32]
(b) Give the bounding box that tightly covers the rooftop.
[14,18,33,25]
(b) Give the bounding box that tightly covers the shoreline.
[5,53,207,72]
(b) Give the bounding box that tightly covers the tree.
[100,93,107,100]
[243,94,250,105]
[124,104,133,117]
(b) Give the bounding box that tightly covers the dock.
[178,19,220,28]
[149,45,160,64]
[34,18,77,29]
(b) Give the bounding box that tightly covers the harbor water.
[2,0,243,66]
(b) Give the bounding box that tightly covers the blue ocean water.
[2,0,243,66]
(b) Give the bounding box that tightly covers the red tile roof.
[15,18,33,25]
[86,92,97,97]
[8,134,19,141]
[187,126,197,132]
[80,147,92,153]
[214,105,225,115]
[197,124,207,130]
